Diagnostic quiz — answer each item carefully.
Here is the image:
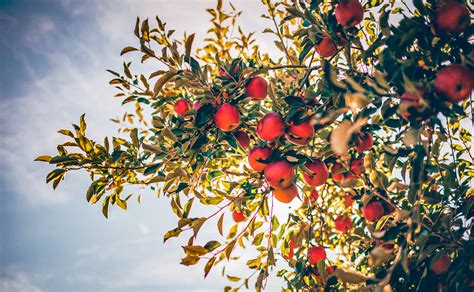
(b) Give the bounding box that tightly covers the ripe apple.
[257,112,286,142]
[335,0,364,28]
[331,162,345,182]
[435,2,470,34]
[434,64,473,103]
[174,98,190,115]
[273,184,298,203]
[214,103,240,132]
[334,215,352,233]
[361,201,385,222]
[248,146,272,172]
[303,159,329,186]
[233,131,250,149]
[350,158,365,176]
[308,246,327,265]
[264,161,295,189]
[431,254,451,275]
[245,76,268,100]
[232,210,246,223]
[286,121,315,145]
[315,36,337,57]
[304,189,319,203]
[354,132,374,152]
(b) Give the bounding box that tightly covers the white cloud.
[0,270,42,292]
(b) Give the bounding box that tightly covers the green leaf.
[116,196,127,210]
[49,156,77,164]
[144,164,160,175]
[185,33,195,56]
[120,46,138,55]
[79,114,86,132]
[153,72,177,98]
[204,240,221,252]
[225,240,237,260]
[46,169,65,183]
[180,255,200,266]
[195,103,215,127]
[217,213,224,236]
[204,257,216,278]
[102,196,110,219]
[57,129,74,137]
[35,155,52,162]
[164,227,181,243]
[183,245,208,256]
[284,96,305,108]
[192,217,206,238]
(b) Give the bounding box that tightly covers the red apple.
[334,215,352,233]
[273,184,298,203]
[286,121,315,145]
[335,0,364,28]
[361,201,385,222]
[264,161,295,189]
[315,36,337,58]
[344,193,354,208]
[248,147,272,172]
[431,254,451,275]
[350,158,365,176]
[214,103,240,132]
[354,132,374,152]
[331,162,345,182]
[232,210,246,223]
[303,159,329,187]
[434,64,473,103]
[174,98,190,115]
[304,189,319,203]
[233,131,250,149]
[257,113,286,142]
[245,76,268,100]
[435,2,470,34]
[308,246,327,265]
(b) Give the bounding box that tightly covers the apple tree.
[36,0,473,291]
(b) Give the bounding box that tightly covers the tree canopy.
[36,0,473,291]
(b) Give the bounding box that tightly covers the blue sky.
[0,1,287,291]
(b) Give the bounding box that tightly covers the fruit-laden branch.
[36,0,474,290]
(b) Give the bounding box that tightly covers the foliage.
[37,0,473,291]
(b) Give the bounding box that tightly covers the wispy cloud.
[0,269,42,292]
